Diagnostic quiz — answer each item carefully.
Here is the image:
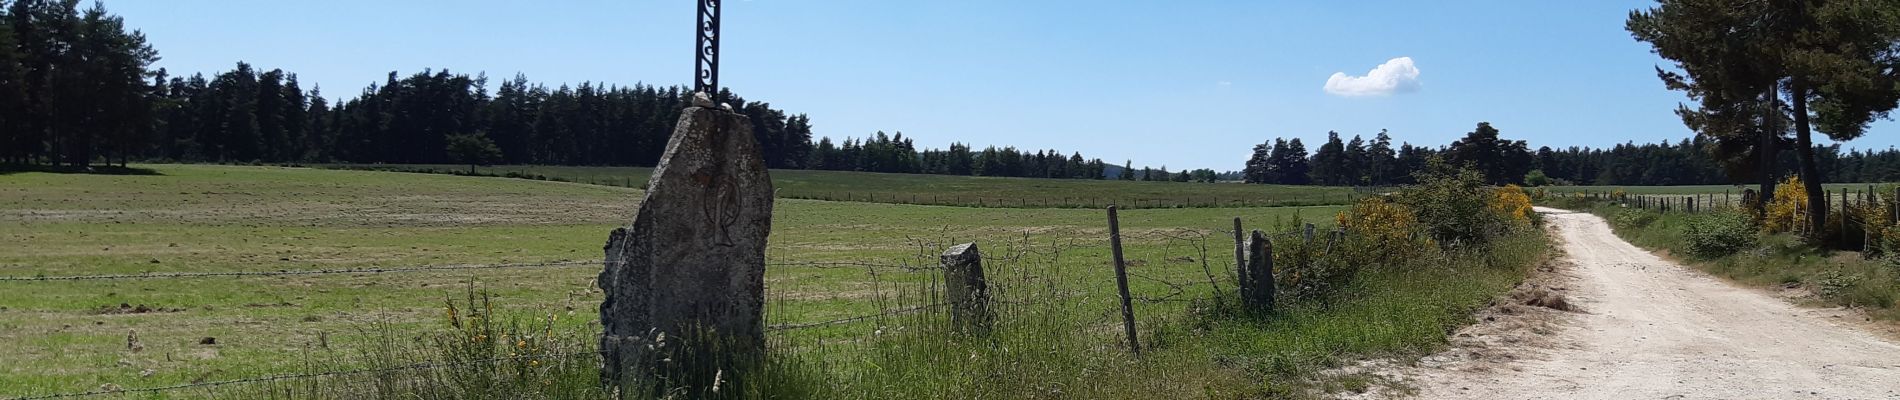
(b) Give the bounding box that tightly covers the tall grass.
[159,223,1549,400]
[171,170,1558,399]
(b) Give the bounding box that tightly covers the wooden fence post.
[1232,218,1248,305]
[1107,206,1139,356]
[1841,189,1850,241]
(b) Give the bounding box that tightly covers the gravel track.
[1399,207,1900,399]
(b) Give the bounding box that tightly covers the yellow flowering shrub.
[1866,192,1900,257]
[1490,184,1535,226]
[1611,188,1627,202]
[1763,175,1807,233]
[1336,196,1432,260]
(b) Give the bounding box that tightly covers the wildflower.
[517,340,527,349]
[530,360,540,367]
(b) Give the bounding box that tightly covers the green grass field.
[321,164,1366,209]
[0,164,1543,399]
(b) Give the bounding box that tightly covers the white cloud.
[1323,57,1421,97]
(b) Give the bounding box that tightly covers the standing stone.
[599,100,772,390]
[1241,230,1275,312]
[940,243,991,333]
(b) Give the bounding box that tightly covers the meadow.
[0,165,1543,399]
[319,164,1367,209]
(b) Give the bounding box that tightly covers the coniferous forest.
[1240,122,1900,187]
[5,1,1900,187]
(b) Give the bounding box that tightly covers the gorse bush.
[1334,195,1431,262]
[1683,211,1757,258]
[1492,184,1536,226]
[1859,188,1900,257]
[1764,175,1808,233]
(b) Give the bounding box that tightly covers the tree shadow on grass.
[0,164,164,176]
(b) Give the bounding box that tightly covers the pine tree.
[1445,122,1532,185]
[1366,130,1396,185]
[1273,138,1311,185]
[1310,131,1347,185]
[0,12,27,164]
[1242,140,1272,183]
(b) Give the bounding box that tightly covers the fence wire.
[767,302,953,332]
[0,260,602,281]
[5,222,1246,399]
[5,352,593,400]
[0,259,947,282]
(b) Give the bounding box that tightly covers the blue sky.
[111,0,1895,171]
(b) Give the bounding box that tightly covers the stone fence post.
[940,243,991,333]
[1241,230,1275,312]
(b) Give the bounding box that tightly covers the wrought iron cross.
[695,0,721,98]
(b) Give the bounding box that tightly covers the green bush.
[1683,211,1757,258]
[1524,169,1551,187]
[1397,158,1511,247]
[1271,225,1374,300]
[1608,207,1659,230]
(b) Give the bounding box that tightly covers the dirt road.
[1396,207,1900,399]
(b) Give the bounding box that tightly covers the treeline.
[1242,122,1900,187]
[1123,163,1221,183]
[807,133,1111,179]
[148,66,820,168]
[1240,123,1523,186]
[0,2,1123,180]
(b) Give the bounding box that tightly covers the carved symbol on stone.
[693,171,741,247]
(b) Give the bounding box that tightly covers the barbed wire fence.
[7,352,598,400]
[1597,186,1899,252]
[0,212,1321,400]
